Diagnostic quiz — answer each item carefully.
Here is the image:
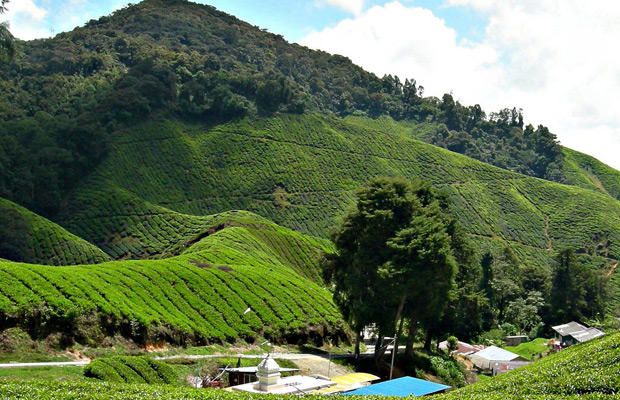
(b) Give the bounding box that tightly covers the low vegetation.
[1,333,619,398]
[437,332,620,399]
[0,211,344,347]
[0,198,109,265]
[84,356,177,384]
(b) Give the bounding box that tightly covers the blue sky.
[4,0,620,171]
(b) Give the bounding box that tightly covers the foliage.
[439,331,620,399]
[0,0,615,223]
[0,210,344,346]
[84,356,177,384]
[2,334,620,398]
[429,355,466,388]
[446,336,458,353]
[322,177,458,359]
[0,197,109,265]
[549,249,607,324]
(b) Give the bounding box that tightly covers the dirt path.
[290,355,352,377]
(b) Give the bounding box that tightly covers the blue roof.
[342,376,451,397]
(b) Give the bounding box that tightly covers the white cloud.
[302,1,500,109]
[301,0,620,171]
[317,0,365,15]
[3,0,49,40]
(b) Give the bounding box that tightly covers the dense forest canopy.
[0,0,567,218]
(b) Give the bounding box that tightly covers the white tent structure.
[469,346,522,370]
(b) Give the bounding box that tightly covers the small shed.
[343,376,451,397]
[504,335,528,347]
[551,321,604,346]
[469,346,524,370]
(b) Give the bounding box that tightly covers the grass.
[503,338,550,361]
[3,333,620,398]
[0,366,84,382]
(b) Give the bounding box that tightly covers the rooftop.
[471,346,520,361]
[230,375,335,394]
[552,321,605,343]
[343,376,451,397]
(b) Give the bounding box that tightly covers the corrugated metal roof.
[471,346,519,361]
[552,321,588,336]
[552,321,605,343]
[572,327,605,343]
[342,376,451,397]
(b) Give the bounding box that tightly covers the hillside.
[58,114,620,258]
[0,197,110,265]
[0,0,619,349]
[0,210,342,345]
[563,148,620,200]
[2,0,620,223]
[435,332,620,399]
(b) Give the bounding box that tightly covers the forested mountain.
[0,0,620,347]
[1,0,617,219]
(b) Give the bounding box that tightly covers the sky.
[4,0,620,171]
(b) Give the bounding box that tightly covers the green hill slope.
[0,197,109,265]
[436,332,620,399]
[0,210,342,345]
[60,115,620,263]
[563,147,620,200]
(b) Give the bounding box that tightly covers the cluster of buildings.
[223,355,450,397]
[439,320,605,376]
[215,320,605,395]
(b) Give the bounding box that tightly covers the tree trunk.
[405,309,417,358]
[395,316,405,355]
[374,326,384,361]
[424,329,433,351]
[354,330,361,360]
[392,294,407,355]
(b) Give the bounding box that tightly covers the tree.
[0,0,15,60]
[322,177,458,362]
[549,249,607,324]
[505,291,544,335]
[322,177,415,359]
[446,335,458,355]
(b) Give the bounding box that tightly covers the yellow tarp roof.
[331,373,380,385]
[313,373,381,394]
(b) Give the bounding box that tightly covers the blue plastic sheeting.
[342,376,451,397]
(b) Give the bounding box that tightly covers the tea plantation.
[84,356,177,384]
[0,211,343,345]
[0,197,110,266]
[55,114,620,303]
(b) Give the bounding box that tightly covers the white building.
[230,355,336,395]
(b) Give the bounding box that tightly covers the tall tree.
[322,177,415,359]
[0,0,15,60]
[549,249,607,323]
[323,177,458,361]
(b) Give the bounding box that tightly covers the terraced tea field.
[0,198,110,266]
[1,333,619,399]
[0,211,342,344]
[57,115,620,291]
